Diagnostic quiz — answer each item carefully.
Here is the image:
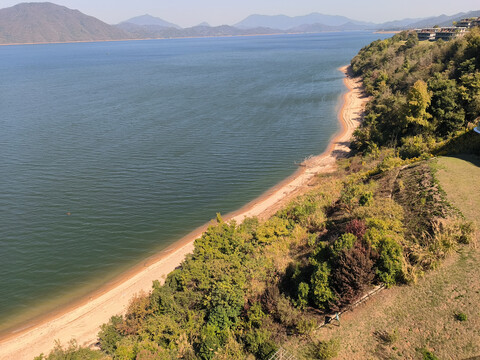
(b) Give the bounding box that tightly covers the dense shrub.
[313,338,341,360]
[98,315,123,355]
[330,233,357,257]
[296,282,310,309]
[244,329,277,360]
[309,261,335,310]
[399,135,430,158]
[255,217,290,244]
[370,235,404,286]
[330,241,378,309]
[278,189,336,232]
[455,312,468,321]
[420,348,440,360]
[340,180,376,211]
[34,340,107,360]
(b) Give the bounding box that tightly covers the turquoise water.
[0,32,388,332]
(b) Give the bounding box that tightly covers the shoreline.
[0,32,296,47]
[0,30,373,47]
[374,30,402,34]
[0,65,369,360]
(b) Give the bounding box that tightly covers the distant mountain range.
[232,11,480,31]
[234,13,374,30]
[398,10,480,29]
[117,14,279,39]
[0,2,479,45]
[116,23,279,40]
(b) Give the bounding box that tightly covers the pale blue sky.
[1,0,479,27]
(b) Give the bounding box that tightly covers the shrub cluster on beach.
[351,28,480,157]
[36,149,473,360]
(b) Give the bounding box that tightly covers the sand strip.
[0,65,368,360]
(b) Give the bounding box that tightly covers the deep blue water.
[0,32,388,332]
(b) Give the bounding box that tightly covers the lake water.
[0,32,388,333]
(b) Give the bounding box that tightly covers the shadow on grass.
[448,153,480,168]
[435,129,480,160]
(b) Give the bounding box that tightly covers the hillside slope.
[0,2,128,44]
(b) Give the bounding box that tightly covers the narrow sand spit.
[0,65,368,360]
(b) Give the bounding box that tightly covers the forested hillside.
[351,28,480,157]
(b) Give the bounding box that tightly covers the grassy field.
[297,155,480,360]
[435,155,480,226]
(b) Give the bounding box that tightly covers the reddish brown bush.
[345,219,367,240]
[117,292,153,335]
[330,241,378,311]
[261,284,281,315]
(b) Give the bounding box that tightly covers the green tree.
[464,28,480,70]
[459,71,480,124]
[404,80,432,131]
[244,329,277,360]
[98,315,124,355]
[404,32,419,49]
[428,73,465,136]
[296,282,310,309]
[198,325,221,360]
[310,262,335,309]
[330,233,357,257]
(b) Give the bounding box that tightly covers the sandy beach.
[0,65,368,360]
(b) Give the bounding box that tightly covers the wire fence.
[314,284,386,331]
[268,347,298,360]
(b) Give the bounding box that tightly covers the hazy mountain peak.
[121,14,181,29]
[0,2,128,44]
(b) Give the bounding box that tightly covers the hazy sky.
[1,0,479,27]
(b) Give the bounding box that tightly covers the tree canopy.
[351,28,480,157]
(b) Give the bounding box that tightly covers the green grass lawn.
[435,155,480,228]
[297,156,480,360]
